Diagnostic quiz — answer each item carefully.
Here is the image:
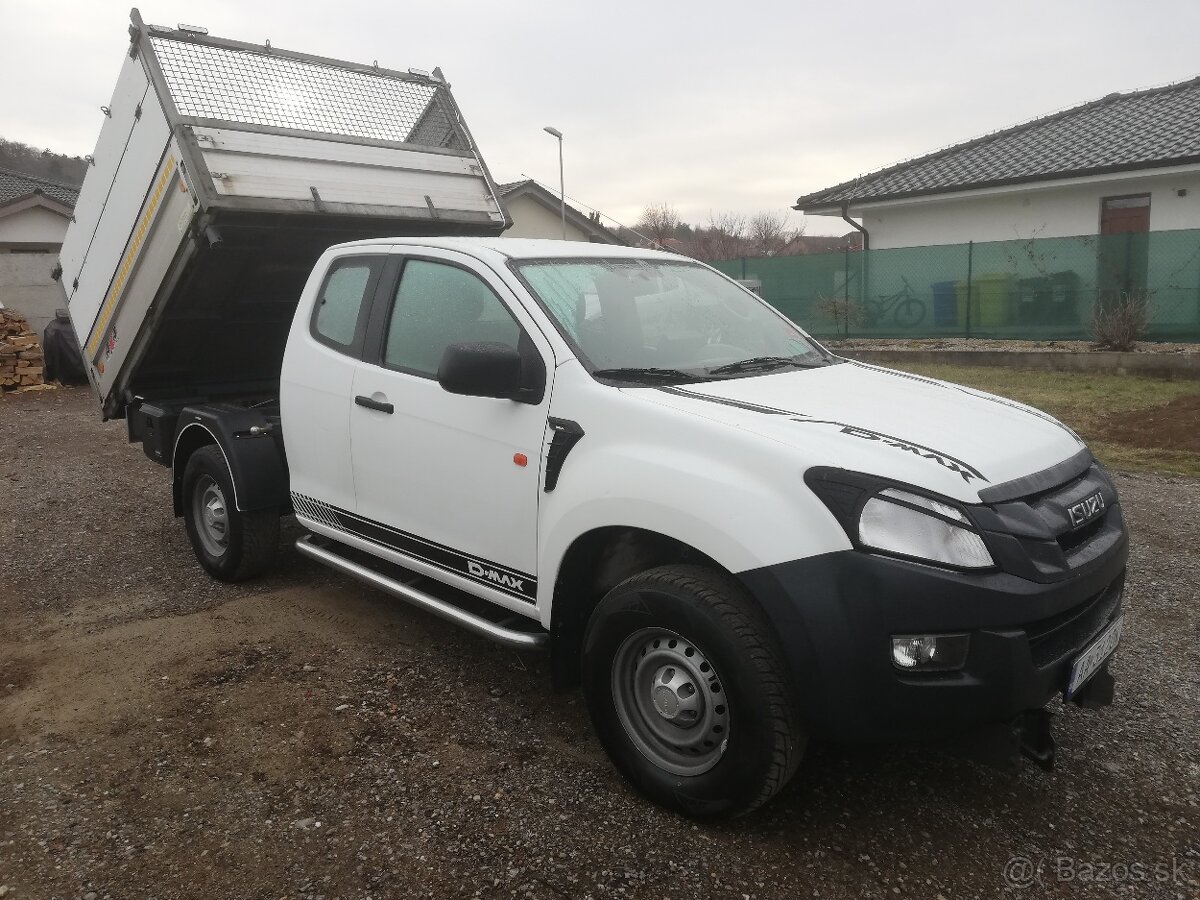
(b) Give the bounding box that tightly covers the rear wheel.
[582,565,804,817]
[182,445,279,582]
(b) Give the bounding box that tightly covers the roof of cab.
[328,236,686,264]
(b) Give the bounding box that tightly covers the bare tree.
[636,203,681,249]
[692,212,748,261]
[748,210,804,257]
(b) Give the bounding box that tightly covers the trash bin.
[1017,277,1051,325]
[956,274,1018,329]
[931,280,959,326]
[1047,271,1081,325]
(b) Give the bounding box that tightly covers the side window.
[311,256,382,354]
[384,259,521,377]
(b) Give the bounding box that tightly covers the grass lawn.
[886,363,1200,477]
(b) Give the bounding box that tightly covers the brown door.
[1097,194,1150,298]
[1100,194,1151,234]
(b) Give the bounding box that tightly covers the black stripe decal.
[657,385,798,416]
[293,493,536,603]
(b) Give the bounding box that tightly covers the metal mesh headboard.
[149,37,467,149]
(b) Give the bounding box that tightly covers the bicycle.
[863,276,927,328]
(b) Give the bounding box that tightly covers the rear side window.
[383,259,521,377]
[311,256,384,354]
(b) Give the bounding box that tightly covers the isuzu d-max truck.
[62,14,1127,819]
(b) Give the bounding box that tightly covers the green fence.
[712,229,1200,341]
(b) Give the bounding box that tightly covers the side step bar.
[295,535,548,650]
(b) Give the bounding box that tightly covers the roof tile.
[795,76,1200,208]
[0,168,80,208]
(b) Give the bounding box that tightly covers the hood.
[640,361,1085,503]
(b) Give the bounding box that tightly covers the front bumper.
[737,526,1128,743]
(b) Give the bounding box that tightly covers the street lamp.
[543,126,566,240]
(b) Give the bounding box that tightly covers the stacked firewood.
[0,309,46,390]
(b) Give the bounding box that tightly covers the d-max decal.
[794,421,987,484]
[659,387,988,483]
[291,493,537,602]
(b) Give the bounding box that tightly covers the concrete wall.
[501,194,593,242]
[858,170,1200,250]
[0,252,69,339]
[0,205,70,245]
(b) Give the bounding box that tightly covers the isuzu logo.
[1067,491,1106,528]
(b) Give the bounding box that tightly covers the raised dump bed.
[58,10,508,418]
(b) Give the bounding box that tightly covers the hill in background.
[0,138,86,186]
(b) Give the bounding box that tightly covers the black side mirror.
[438,342,522,399]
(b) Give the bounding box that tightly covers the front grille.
[1026,576,1124,668]
[972,459,1125,583]
[1057,516,1106,555]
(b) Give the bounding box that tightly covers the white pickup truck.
[63,14,1127,818]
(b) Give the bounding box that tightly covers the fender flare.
[171,407,289,516]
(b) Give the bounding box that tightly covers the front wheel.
[582,565,804,817]
[182,445,279,582]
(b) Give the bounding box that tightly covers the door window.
[311,256,383,353]
[384,259,521,377]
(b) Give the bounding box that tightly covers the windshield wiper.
[707,355,819,375]
[592,366,703,384]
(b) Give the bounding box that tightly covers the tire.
[182,445,279,582]
[582,564,804,818]
[894,296,926,328]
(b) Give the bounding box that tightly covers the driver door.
[348,250,553,611]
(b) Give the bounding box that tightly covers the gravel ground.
[1,387,1197,900]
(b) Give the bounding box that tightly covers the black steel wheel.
[582,565,804,817]
[182,445,279,582]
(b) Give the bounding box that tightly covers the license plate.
[1066,615,1123,698]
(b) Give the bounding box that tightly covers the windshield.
[512,258,831,382]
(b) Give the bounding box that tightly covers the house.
[794,76,1200,250]
[496,179,626,244]
[791,78,1200,339]
[0,168,78,338]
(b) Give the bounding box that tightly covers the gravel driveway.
[1,387,1197,899]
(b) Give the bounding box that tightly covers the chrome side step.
[294,535,548,650]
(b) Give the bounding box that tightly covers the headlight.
[859,488,994,569]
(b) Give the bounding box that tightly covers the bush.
[815,294,863,337]
[1092,291,1150,351]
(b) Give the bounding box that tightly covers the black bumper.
[737,528,1128,743]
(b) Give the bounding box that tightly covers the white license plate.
[1066,615,1123,698]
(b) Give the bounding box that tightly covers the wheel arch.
[171,408,289,517]
[548,525,740,689]
[172,422,225,516]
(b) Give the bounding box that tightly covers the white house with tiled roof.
[0,168,79,337]
[795,76,1200,250]
[496,179,625,244]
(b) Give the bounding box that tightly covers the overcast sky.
[2,0,1198,236]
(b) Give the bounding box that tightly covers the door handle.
[355,394,394,414]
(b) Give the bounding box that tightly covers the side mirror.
[437,342,522,399]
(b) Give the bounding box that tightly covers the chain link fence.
[712,229,1200,341]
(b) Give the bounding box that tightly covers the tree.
[0,138,87,185]
[748,210,804,257]
[692,212,748,261]
[636,203,681,249]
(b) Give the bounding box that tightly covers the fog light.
[891,633,970,671]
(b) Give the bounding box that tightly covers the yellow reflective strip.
[86,157,178,359]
